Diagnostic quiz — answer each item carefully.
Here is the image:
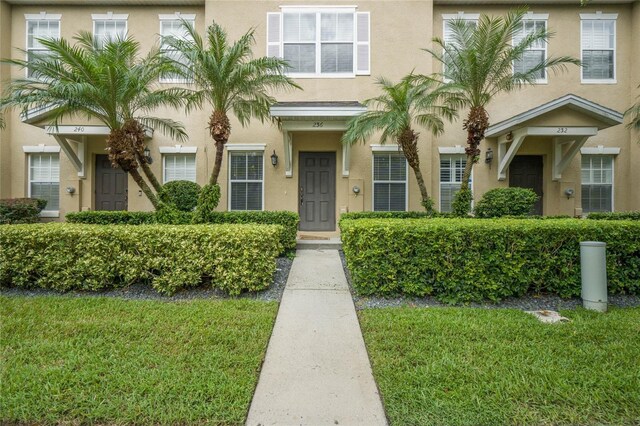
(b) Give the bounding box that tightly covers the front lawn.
[360,307,640,426]
[1,296,278,425]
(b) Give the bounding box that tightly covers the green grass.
[1,296,278,425]
[359,307,640,426]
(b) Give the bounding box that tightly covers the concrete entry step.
[296,238,342,250]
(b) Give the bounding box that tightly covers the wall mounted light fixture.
[564,188,575,199]
[485,147,494,168]
[66,186,76,195]
[352,185,361,195]
[143,147,153,164]
[270,150,278,167]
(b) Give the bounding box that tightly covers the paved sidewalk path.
[246,249,387,426]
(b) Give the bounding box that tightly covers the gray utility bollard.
[580,241,608,312]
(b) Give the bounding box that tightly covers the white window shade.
[163,154,196,183]
[29,153,60,211]
[229,152,263,211]
[439,155,471,213]
[581,18,616,81]
[26,19,60,77]
[373,153,407,211]
[581,155,613,213]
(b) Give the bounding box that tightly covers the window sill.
[40,210,60,218]
[581,79,617,85]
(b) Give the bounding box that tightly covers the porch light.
[485,147,494,166]
[143,147,153,164]
[270,150,278,167]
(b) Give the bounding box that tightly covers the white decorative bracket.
[53,135,86,178]
[497,128,528,180]
[553,137,589,181]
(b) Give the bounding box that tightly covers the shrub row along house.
[0,0,638,232]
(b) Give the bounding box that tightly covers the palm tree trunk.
[398,128,430,207]
[208,110,231,185]
[138,157,163,193]
[129,167,161,210]
[461,106,489,191]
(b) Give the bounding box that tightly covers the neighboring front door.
[509,155,543,215]
[299,152,336,231]
[95,154,128,211]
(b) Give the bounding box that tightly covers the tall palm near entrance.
[342,76,458,211]
[424,8,579,212]
[626,84,640,139]
[0,33,189,209]
[162,21,300,202]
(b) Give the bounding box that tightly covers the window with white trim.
[93,13,127,47]
[581,14,616,81]
[159,14,195,82]
[266,8,370,77]
[229,152,263,211]
[373,153,407,211]
[29,153,59,212]
[25,15,60,78]
[581,155,613,213]
[513,17,547,81]
[163,154,196,183]
[439,155,472,213]
[442,14,478,76]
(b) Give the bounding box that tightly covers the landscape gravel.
[0,257,293,302]
[338,250,640,311]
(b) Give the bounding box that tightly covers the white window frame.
[158,13,196,83]
[24,13,61,78]
[513,13,549,84]
[581,154,615,213]
[438,152,473,213]
[371,146,408,212]
[442,13,479,80]
[160,149,197,184]
[580,12,617,84]
[228,150,265,211]
[92,12,128,47]
[25,149,61,218]
[280,6,357,79]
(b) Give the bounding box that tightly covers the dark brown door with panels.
[299,152,336,231]
[95,154,128,211]
[509,155,543,215]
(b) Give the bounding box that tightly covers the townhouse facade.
[0,0,638,232]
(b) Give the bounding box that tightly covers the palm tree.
[162,20,301,206]
[423,8,579,213]
[0,33,190,209]
[342,76,459,211]
[626,84,640,137]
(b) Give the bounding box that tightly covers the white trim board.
[23,145,61,153]
[158,145,198,154]
[24,12,61,20]
[579,12,618,20]
[580,146,620,155]
[226,144,266,151]
[438,145,466,154]
[370,144,402,152]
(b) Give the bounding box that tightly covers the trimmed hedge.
[340,211,442,221]
[340,218,640,304]
[474,187,539,218]
[588,211,640,221]
[0,198,47,224]
[0,223,283,295]
[159,180,201,211]
[65,210,299,253]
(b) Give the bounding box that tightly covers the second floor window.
[92,13,127,47]
[442,13,478,77]
[26,15,60,77]
[513,17,547,82]
[267,8,370,77]
[581,14,616,82]
[159,14,195,82]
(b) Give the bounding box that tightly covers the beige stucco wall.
[1,0,637,224]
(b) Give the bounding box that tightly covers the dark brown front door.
[95,155,128,211]
[509,155,543,215]
[299,152,336,231]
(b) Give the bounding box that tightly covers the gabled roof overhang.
[485,94,623,182]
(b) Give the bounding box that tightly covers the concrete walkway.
[246,250,387,426]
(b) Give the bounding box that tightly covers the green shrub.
[66,211,156,224]
[66,208,298,254]
[198,211,299,252]
[194,184,221,222]
[588,211,640,221]
[0,223,283,295]
[0,198,47,224]
[159,180,201,211]
[475,188,539,218]
[452,188,473,217]
[340,218,640,304]
[340,211,441,222]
